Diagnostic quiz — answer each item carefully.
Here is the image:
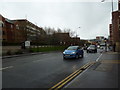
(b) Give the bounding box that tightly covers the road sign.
[25,41,30,47]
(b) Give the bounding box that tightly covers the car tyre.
[63,57,66,60]
[81,54,83,58]
[87,50,89,53]
[75,54,79,59]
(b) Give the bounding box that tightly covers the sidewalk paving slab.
[64,52,120,88]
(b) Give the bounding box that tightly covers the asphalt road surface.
[2,49,103,88]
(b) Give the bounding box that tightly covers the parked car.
[87,45,97,53]
[63,46,84,59]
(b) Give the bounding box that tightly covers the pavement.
[64,51,120,88]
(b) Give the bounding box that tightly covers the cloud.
[0,1,118,39]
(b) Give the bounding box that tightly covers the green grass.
[30,46,67,52]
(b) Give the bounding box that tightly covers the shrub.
[15,50,23,54]
[6,50,12,55]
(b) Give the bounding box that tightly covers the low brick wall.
[2,46,21,55]
[116,42,120,52]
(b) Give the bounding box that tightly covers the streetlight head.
[101,0,105,2]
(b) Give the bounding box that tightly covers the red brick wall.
[112,11,120,43]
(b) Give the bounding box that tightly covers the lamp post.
[76,27,81,38]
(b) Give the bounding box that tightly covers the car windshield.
[88,45,95,49]
[67,46,78,50]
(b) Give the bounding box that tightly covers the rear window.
[67,46,78,50]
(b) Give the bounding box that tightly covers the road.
[2,49,103,88]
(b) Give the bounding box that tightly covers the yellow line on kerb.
[49,69,79,89]
[49,62,95,90]
[56,70,82,89]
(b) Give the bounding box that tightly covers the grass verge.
[30,46,67,52]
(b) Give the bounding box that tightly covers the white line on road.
[33,60,41,62]
[0,66,13,71]
[96,53,103,62]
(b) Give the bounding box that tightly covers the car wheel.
[81,54,83,58]
[63,57,66,60]
[96,50,97,53]
[75,54,79,59]
[87,50,89,53]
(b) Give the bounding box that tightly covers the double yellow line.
[49,61,95,90]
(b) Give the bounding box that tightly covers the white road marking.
[33,60,41,62]
[42,54,47,55]
[96,53,103,61]
[0,66,13,71]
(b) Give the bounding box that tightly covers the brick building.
[109,24,113,44]
[110,0,120,52]
[54,33,71,45]
[112,11,120,44]
[70,37,80,45]
[13,19,45,43]
[0,15,46,45]
[53,33,80,45]
[0,14,15,44]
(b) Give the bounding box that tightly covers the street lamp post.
[76,27,81,38]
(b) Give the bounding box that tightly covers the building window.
[3,39,6,41]
[2,31,5,35]
[0,23,4,27]
[0,23,2,27]
[11,25,13,28]
[16,24,19,30]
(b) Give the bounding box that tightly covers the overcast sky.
[0,0,118,39]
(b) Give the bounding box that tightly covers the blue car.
[63,46,84,59]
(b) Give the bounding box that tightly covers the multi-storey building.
[0,15,46,45]
[112,11,120,44]
[111,0,120,52]
[109,24,113,44]
[13,19,45,43]
[0,14,15,44]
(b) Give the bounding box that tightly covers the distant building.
[70,37,80,45]
[53,32,81,45]
[54,33,71,45]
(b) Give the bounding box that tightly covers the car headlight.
[71,52,76,54]
[63,52,65,54]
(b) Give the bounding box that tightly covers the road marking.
[96,53,103,62]
[56,70,82,89]
[33,60,41,62]
[0,66,13,71]
[49,62,95,90]
[42,54,47,55]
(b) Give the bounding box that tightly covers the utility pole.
[118,0,120,11]
[35,22,39,52]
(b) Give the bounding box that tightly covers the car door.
[77,47,81,55]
